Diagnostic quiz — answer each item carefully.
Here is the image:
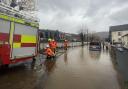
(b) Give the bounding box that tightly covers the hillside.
[95,31,109,39]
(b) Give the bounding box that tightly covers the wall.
[39,42,82,49]
[111,31,128,44]
[122,35,128,48]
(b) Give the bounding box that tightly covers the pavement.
[114,47,128,82]
[0,46,122,89]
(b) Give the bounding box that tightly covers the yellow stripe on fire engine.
[21,35,36,43]
[13,43,21,48]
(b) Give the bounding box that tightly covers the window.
[118,32,121,36]
[118,38,122,42]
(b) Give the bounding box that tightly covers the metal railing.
[0,2,39,22]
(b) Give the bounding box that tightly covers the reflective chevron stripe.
[13,35,21,42]
[21,43,36,47]
[0,33,9,41]
[13,43,21,48]
[13,34,37,48]
[13,43,36,48]
[21,35,36,43]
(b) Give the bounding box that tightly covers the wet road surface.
[0,46,122,89]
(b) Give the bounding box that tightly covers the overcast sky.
[38,0,128,33]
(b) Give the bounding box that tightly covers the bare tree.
[78,25,89,46]
[89,33,101,42]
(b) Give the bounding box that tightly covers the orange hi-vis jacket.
[64,41,68,47]
[49,41,57,49]
[52,41,57,48]
[49,41,52,48]
[45,48,54,56]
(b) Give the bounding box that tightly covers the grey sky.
[38,0,128,33]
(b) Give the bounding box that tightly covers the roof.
[110,24,128,32]
[39,29,60,33]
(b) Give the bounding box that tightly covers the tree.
[78,25,89,46]
[89,33,101,42]
[79,32,84,46]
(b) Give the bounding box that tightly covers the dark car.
[89,42,101,51]
[113,42,122,48]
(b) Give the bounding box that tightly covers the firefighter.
[48,38,52,48]
[64,40,68,50]
[51,39,57,53]
[45,45,55,59]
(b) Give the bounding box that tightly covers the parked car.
[89,42,101,51]
[112,42,122,48]
[112,43,124,52]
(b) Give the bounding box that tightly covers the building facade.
[39,29,65,42]
[109,24,128,44]
[122,34,128,48]
[39,29,81,42]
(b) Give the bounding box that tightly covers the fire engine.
[0,3,39,66]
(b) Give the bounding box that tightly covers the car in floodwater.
[89,42,101,51]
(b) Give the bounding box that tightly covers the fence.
[39,42,82,50]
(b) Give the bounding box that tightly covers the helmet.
[46,45,49,48]
[48,38,51,41]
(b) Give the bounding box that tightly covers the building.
[39,29,81,42]
[122,34,128,48]
[109,24,128,44]
[39,29,65,42]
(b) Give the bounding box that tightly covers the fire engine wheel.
[1,64,9,69]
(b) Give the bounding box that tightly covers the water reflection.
[89,50,101,60]
[64,52,68,64]
[31,59,36,69]
[44,59,56,74]
[34,59,57,89]
[81,46,84,59]
[0,64,27,75]
[0,46,122,89]
[43,46,121,89]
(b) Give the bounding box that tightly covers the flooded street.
[43,46,121,89]
[0,46,122,89]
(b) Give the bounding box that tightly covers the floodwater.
[0,46,122,89]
